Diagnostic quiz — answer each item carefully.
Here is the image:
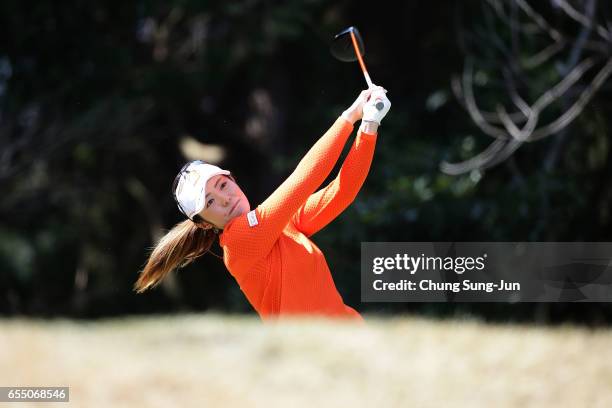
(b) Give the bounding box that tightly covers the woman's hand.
[341,85,386,125]
[359,88,391,134]
[362,89,391,125]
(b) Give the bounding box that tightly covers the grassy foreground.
[1,314,611,407]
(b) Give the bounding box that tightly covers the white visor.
[174,161,230,219]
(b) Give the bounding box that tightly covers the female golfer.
[134,87,391,320]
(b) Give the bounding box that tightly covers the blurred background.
[3,1,612,406]
[2,0,612,323]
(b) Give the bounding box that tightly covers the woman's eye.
[206,198,214,207]
[221,182,227,190]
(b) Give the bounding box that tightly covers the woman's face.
[197,175,250,229]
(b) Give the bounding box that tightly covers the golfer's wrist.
[341,110,359,125]
[359,120,379,134]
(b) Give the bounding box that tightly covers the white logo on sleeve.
[247,210,259,227]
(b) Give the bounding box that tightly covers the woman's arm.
[251,89,383,241]
[220,116,354,270]
[292,91,390,237]
[292,125,377,237]
[253,115,355,235]
[221,89,387,271]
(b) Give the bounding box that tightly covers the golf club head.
[331,26,384,111]
[330,26,365,62]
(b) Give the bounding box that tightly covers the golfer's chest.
[281,225,323,257]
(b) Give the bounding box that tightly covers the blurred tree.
[0,0,610,325]
[443,0,612,175]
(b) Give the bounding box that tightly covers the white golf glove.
[362,90,391,125]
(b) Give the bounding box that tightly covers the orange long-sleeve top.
[219,117,377,320]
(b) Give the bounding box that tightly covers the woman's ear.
[192,214,211,229]
[198,222,215,231]
[197,222,220,235]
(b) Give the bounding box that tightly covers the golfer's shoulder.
[219,208,275,247]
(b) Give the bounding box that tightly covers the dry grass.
[1,314,611,408]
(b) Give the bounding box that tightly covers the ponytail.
[134,219,218,293]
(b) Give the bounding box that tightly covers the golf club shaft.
[349,31,383,111]
[363,71,374,89]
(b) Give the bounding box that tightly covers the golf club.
[331,26,384,111]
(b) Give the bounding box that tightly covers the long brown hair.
[133,216,218,293]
